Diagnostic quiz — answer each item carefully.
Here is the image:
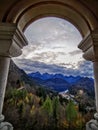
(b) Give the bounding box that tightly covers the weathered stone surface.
[0,23,28,57]
[78,30,98,62]
[0,23,28,130]
[0,57,10,115]
[0,122,13,130]
[86,113,98,130]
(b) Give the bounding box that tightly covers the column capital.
[78,29,98,61]
[0,23,28,57]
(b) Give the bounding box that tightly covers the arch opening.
[14,17,85,76]
[12,17,95,130]
[0,0,98,130]
[0,1,97,130]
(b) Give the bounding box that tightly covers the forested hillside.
[3,61,95,130]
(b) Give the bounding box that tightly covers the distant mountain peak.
[28,71,94,95]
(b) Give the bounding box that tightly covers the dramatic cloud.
[13,17,93,77]
[22,17,82,66]
[13,59,93,77]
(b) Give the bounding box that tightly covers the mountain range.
[28,72,95,96]
[7,61,95,98]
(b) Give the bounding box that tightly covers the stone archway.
[0,0,98,129]
[2,0,98,35]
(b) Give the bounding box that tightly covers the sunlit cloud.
[12,17,93,77]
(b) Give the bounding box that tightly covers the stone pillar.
[78,30,98,130]
[93,62,98,112]
[0,57,10,116]
[0,23,28,130]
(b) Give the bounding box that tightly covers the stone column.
[78,30,98,130]
[0,23,28,130]
[0,57,10,116]
[93,62,98,112]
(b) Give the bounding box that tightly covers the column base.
[0,122,13,130]
[86,113,98,130]
[0,115,4,122]
[0,115,13,130]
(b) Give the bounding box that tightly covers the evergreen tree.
[66,100,78,129]
[52,96,60,129]
[42,96,53,116]
[41,96,53,129]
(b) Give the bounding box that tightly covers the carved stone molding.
[0,122,13,130]
[78,29,98,61]
[86,113,98,130]
[0,23,28,57]
[0,115,4,123]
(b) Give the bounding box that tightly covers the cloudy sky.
[13,17,93,77]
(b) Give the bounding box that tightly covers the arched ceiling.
[0,0,98,37]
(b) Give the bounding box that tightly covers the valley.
[4,60,95,130]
